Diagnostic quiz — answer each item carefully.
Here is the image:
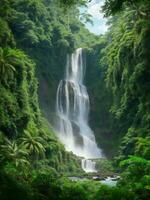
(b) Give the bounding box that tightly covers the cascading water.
[55,48,102,172]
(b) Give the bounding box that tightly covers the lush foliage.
[102,3,150,158]
[0,0,86,177]
[0,0,150,199]
[100,1,150,199]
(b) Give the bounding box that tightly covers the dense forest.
[0,0,150,199]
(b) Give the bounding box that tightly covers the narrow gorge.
[0,0,149,199]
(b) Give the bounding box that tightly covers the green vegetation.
[0,0,150,199]
[0,0,85,177]
[101,1,150,160]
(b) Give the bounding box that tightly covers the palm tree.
[21,130,45,162]
[0,138,29,167]
[0,48,16,82]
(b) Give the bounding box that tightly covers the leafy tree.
[119,156,150,199]
[94,184,135,200]
[135,137,150,159]
[103,0,150,16]
[57,0,87,8]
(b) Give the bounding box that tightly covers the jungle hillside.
[0,0,150,200]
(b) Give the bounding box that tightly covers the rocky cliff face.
[85,46,121,158]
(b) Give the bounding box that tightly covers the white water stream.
[55,48,103,172]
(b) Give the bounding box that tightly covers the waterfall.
[81,159,97,173]
[55,48,102,172]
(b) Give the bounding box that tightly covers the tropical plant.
[0,48,16,82]
[21,130,45,161]
[0,138,29,167]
